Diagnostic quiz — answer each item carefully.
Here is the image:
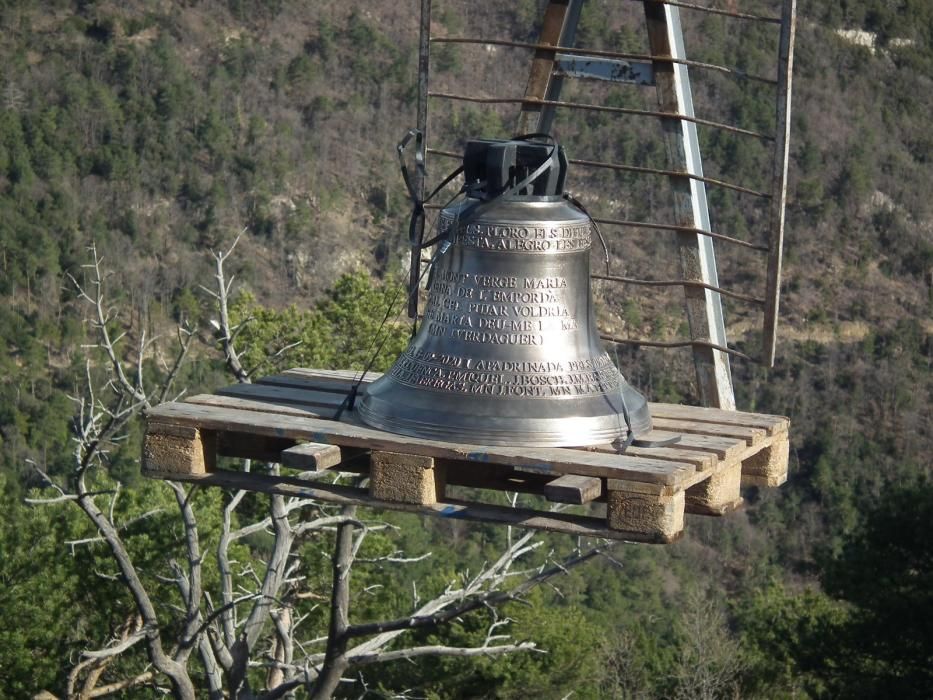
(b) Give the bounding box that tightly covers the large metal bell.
[358,137,652,447]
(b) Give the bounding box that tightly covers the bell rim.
[356,397,652,448]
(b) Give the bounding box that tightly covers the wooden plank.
[146,402,695,486]
[258,372,362,394]
[763,0,798,365]
[185,393,336,419]
[623,445,716,472]
[217,383,347,410]
[217,432,296,463]
[516,0,571,133]
[596,430,742,462]
[649,403,788,435]
[274,372,790,438]
[282,368,376,391]
[650,417,766,446]
[544,474,603,504]
[149,467,671,543]
[440,461,556,497]
[281,442,345,471]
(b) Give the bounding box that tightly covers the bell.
[358,137,652,447]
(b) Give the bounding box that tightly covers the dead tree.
[29,241,613,699]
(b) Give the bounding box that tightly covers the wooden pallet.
[143,369,789,544]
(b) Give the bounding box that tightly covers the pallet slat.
[218,384,347,410]
[158,468,669,543]
[650,417,766,446]
[277,369,789,436]
[147,401,695,485]
[185,393,336,419]
[281,442,345,470]
[648,403,788,434]
[544,474,603,504]
[142,367,790,545]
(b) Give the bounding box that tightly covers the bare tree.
[669,587,747,700]
[28,242,614,699]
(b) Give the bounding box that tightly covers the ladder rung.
[428,93,775,143]
[429,37,778,86]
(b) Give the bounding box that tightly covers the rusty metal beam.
[516,0,571,134]
[592,218,768,252]
[600,334,754,361]
[429,93,774,142]
[539,0,584,134]
[644,1,735,409]
[591,273,765,305]
[427,146,771,197]
[762,0,797,366]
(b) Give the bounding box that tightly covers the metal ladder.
[412,0,796,410]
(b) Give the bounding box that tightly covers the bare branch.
[207,231,250,383]
[348,641,541,667]
[69,245,148,406]
[344,545,603,642]
[168,482,204,665]
[82,628,148,660]
[85,671,155,698]
[356,551,433,565]
[309,506,358,700]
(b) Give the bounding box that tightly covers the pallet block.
[369,451,445,505]
[740,435,789,487]
[142,368,791,544]
[143,422,215,476]
[606,479,684,542]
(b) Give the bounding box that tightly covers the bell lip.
[356,396,653,448]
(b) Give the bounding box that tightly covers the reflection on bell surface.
[358,137,652,447]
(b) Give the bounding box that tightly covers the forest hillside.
[0,0,930,698]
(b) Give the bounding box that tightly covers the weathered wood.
[143,422,215,477]
[273,371,788,440]
[623,445,717,472]
[617,430,745,462]
[217,432,296,463]
[218,383,347,410]
[606,484,685,542]
[685,461,743,515]
[186,393,336,419]
[741,435,790,487]
[544,474,603,504]
[146,402,695,485]
[651,417,767,446]
[142,367,790,544]
[763,0,798,365]
[153,467,668,543]
[281,442,345,471]
[369,451,445,505]
[441,461,552,496]
[281,368,376,387]
[649,403,788,435]
[516,0,571,133]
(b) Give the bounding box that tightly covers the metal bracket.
[554,54,655,85]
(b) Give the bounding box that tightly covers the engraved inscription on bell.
[388,348,620,399]
[423,271,576,345]
[358,137,652,447]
